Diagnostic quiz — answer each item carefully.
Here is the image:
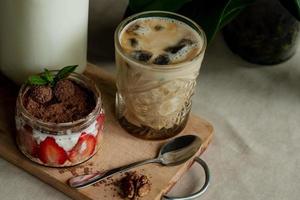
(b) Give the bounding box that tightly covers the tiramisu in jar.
[15,68,104,167]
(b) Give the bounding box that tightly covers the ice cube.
[131,50,153,62]
[154,24,164,31]
[129,38,138,48]
[179,38,193,46]
[153,54,170,65]
[126,23,140,34]
[165,44,185,54]
[164,38,194,54]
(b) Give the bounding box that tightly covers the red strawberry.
[38,137,68,165]
[21,125,38,157]
[69,132,96,163]
[96,112,105,131]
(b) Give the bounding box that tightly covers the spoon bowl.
[159,135,202,166]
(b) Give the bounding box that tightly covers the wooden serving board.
[0,63,213,200]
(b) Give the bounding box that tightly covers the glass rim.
[17,71,102,134]
[114,10,207,71]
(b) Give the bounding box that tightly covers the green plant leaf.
[41,69,54,83]
[279,0,300,21]
[220,0,254,28]
[129,0,192,12]
[27,75,49,85]
[54,65,78,82]
[178,0,255,43]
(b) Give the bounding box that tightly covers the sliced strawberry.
[20,125,39,157]
[96,112,105,131]
[38,137,68,165]
[69,132,96,163]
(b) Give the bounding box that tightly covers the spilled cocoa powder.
[119,172,151,200]
[22,79,95,123]
[59,165,151,199]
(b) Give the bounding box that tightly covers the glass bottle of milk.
[0,0,89,84]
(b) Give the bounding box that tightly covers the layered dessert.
[115,13,206,139]
[15,67,104,167]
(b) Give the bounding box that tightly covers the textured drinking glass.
[114,11,207,140]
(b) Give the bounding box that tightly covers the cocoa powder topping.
[23,79,95,123]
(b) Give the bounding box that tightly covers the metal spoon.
[69,135,204,189]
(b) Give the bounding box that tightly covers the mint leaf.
[26,65,78,86]
[54,65,78,82]
[27,75,49,85]
[42,69,54,83]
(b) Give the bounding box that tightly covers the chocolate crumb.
[54,79,75,102]
[58,169,67,174]
[23,97,43,118]
[119,172,151,199]
[137,176,151,197]
[93,179,107,187]
[30,86,53,104]
[69,168,79,176]
[84,167,90,174]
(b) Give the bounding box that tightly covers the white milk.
[0,0,89,84]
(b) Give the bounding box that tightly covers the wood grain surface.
[0,63,213,200]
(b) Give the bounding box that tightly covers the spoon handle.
[68,158,158,189]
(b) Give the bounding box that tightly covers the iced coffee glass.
[114,11,206,140]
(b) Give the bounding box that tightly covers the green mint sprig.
[27,65,78,86]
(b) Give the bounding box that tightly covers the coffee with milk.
[115,14,206,139]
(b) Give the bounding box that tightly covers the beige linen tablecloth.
[0,0,299,199]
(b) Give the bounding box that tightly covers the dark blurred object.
[223,0,300,65]
[124,0,254,44]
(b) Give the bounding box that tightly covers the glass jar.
[15,72,105,167]
[223,0,300,65]
[0,0,88,84]
[114,11,207,140]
